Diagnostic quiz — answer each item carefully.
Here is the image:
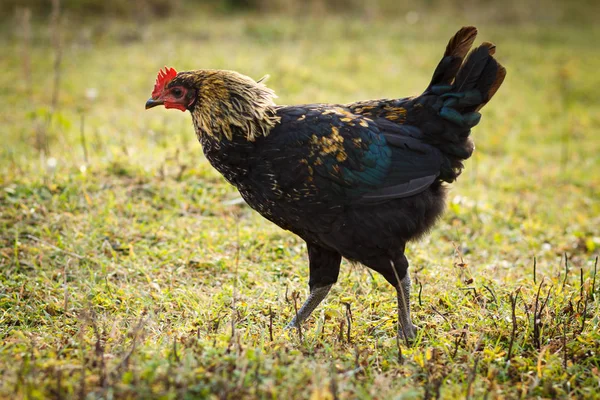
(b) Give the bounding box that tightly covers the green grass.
[1,5,600,399]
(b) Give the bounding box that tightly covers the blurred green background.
[1,1,599,399]
[2,0,600,22]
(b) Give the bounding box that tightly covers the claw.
[399,323,419,341]
[284,320,298,330]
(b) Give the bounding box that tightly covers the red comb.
[152,67,178,98]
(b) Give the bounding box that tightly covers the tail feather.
[479,63,506,111]
[427,27,506,113]
[455,43,506,112]
[427,26,478,90]
[454,46,492,92]
[481,41,496,55]
[418,27,506,182]
[444,26,479,59]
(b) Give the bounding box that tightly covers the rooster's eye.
[171,88,183,97]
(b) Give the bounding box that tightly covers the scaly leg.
[397,272,418,341]
[286,284,333,328]
[286,243,341,329]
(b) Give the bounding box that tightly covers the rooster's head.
[145,67,279,141]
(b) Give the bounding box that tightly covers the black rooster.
[145,26,505,340]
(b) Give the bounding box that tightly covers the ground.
[1,3,599,399]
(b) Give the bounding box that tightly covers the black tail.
[453,41,506,112]
[426,26,506,115]
[420,27,506,182]
[427,26,479,91]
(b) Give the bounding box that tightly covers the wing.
[262,105,444,205]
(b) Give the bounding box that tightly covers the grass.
[1,4,600,399]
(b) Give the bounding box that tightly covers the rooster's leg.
[286,284,333,329]
[396,272,418,341]
[384,255,417,341]
[286,243,341,329]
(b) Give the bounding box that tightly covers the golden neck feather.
[184,70,280,142]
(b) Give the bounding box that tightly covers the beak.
[145,98,164,109]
